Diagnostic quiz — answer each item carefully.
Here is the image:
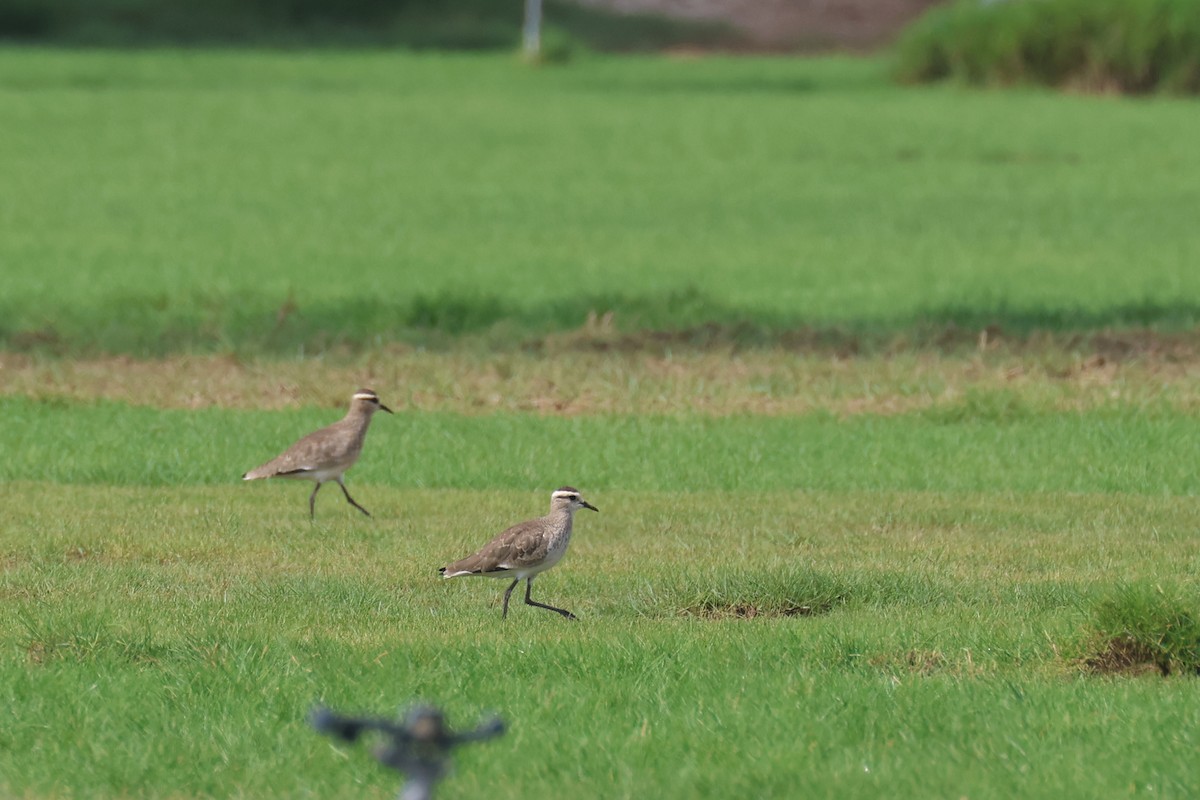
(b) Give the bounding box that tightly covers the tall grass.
[1084,583,1200,675]
[894,0,1200,93]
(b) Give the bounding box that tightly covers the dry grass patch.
[6,332,1200,417]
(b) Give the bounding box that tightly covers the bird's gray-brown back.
[442,513,566,576]
[243,416,364,479]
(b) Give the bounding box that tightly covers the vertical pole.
[523,0,542,60]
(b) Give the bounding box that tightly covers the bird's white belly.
[539,532,572,570]
[281,465,346,483]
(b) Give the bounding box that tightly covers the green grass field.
[3,49,1200,798]
[4,482,1200,797]
[3,50,1200,354]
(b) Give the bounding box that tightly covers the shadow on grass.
[5,288,1200,358]
[652,565,948,620]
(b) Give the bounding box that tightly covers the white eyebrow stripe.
[353,393,378,401]
[552,491,579,500]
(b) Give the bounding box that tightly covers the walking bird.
[439,487,598,620]
[242,388,392,519]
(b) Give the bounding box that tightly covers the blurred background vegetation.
[2,0,1198,94]
[895,0,1200,94]
[0,0,737,51]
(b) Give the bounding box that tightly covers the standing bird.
[242,388,392,519]
[439,487,598,620]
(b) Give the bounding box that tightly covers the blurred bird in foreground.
[310,704,504,800]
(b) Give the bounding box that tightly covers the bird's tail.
[242,464,271,481]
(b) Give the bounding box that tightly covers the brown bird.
[242,388,392,519]
[439,487,598,620]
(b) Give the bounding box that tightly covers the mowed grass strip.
[2,486,1198,798]
[2,396,1198,493]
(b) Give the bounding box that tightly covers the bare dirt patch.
[684,602,818,619]
[1082,636,1170,677]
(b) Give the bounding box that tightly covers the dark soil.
[1083,636,1170,677]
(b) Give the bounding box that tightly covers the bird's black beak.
[582,501,599,512]
[379,404,394,414]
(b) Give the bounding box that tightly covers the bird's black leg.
[525,579,576,621]
[501,579,520,619]
[337,479,372,517]
[308,483,322,520]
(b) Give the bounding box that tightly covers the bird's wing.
[309,708,410,743]
[244,422,346,478]
[448,519,547,574]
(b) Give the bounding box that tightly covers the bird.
[310,704,504,800]
[439,487,598,620]
[242,388,392,519]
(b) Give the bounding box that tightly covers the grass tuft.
[1082,583,1200,676]
[675,566,849,619]
[658,565,950,620]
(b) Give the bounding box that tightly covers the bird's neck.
[344,406,375,426]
